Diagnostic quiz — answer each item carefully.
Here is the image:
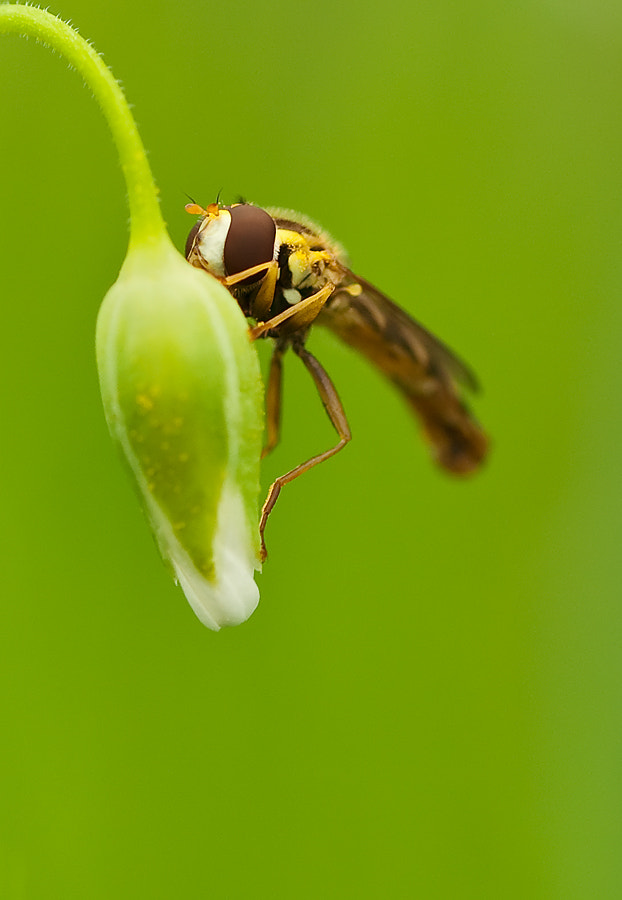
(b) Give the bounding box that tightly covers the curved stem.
[0,4,166,249]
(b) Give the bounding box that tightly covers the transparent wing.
[317,273,488,474]
[320,274,480,390]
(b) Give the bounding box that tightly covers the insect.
[185,200,488,559]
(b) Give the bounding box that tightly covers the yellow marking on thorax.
[276,228,309,249]
[277,228,334,288]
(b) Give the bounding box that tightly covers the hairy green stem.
[0,3,165,249]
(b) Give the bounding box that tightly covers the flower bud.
[96,237,264,629]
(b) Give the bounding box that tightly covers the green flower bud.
[97,237,264,629]
[0,6,266,629]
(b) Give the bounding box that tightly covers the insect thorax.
[264,227,343,315]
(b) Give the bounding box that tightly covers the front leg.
[249,283,335,340]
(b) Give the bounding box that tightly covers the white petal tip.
[173,555,260,631]
[163,481,261,630]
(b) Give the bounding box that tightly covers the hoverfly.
[185,200,488,559]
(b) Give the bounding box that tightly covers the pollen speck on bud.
[96,237,264,630]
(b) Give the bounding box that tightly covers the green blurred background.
[1,0,621,896]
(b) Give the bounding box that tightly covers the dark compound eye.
[223,205,276,283]
[185,220,201,259]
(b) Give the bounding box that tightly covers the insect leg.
[259,344,351,560]
[250,283,334,340]
[222,260,275,285]
[251,261,278,321]
[262,344,284,459]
